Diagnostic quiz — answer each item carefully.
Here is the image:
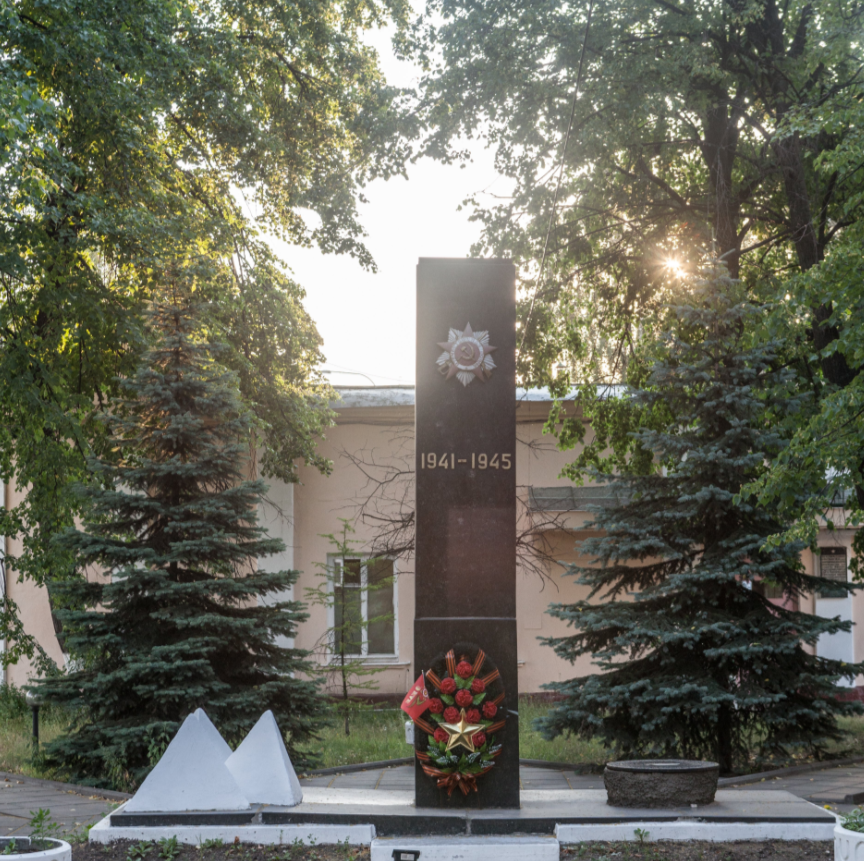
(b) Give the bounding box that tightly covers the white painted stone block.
[0,838,71,861]
[835,823,864,860]
[556,820,838,843]
[371,836,559,861]
[124,710,249,812]
[88,813,374,846]
[192,708,233,761]
[226,710,303,807]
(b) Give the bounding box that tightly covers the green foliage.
[0,0,411,665]
[304,520,395,736]
[125,842,152,861]
[742,92,864,556]
[538,273,863,772]
[0,685,28,721]
[158,837,180,861]
[842,809,864,834]
[28,808,60,849]
[407,0,864,381]
[32,302,323,787]
[65,824,94,846]
[407,0,864,539]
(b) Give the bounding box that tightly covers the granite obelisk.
[414,258,520,808]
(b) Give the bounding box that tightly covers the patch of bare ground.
[72,841,368,861]
[562,841,833,860]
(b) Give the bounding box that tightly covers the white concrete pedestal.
[371,836,560,861]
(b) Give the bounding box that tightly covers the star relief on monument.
[436,323,497,386]
[440,708,485,753]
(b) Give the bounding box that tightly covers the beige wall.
[292,403,416,695]
[4,392,863,700]
[5,479,66,688]
[288,397,609,694]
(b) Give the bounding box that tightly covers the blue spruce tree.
[36,301,321,787]
[539,273,863,773]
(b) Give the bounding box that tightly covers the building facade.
[2,386,862,694]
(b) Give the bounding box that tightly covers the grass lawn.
[301,699,609,770]
[0,695,69,778]
[301,699,864,772]
[5,686,864,783]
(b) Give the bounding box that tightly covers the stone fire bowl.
[604,759,720,808]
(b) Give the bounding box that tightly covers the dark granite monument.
[414,258,520,809]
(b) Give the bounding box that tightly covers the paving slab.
[724,760,864,812]
[261,788,835,836]
[2,757,858,840]
[0,813,28,837]
[0,774,119,837]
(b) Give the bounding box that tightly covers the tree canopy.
[406,0,864,549]
[0,0,411,665]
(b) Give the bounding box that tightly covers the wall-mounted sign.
[819,546,848,584]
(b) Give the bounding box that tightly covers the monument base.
[371,835,559,861]
[90,787,837,845]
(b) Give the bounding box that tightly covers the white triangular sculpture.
[225,710,303,807]
[191,708,233,761]
[124,709,250,812]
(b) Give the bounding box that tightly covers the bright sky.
[265,27,503,388]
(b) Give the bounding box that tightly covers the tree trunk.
[701,102,742,277]
[341,642,351,736]
[716,704,733,774]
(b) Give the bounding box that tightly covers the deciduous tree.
[406,0,864,540]
[0,0,410,663]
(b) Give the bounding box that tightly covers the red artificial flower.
[455,689,473,708]
[466,708,481,723]
[433,728,449,744]
[456,660,474,679]
[482,701,497,719]
[440,677,457,695]
[443,706,460,723]
[472,732,486,748]
[428,698,444,714]
[470,678,485,694]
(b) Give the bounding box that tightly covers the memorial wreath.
[407,642,506,797]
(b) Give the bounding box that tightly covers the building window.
[332,557,396,657]
[754,580,786,600]
[528,485,629,511]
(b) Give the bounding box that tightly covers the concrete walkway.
[724,760,864,811]
[0,772,123,839]
[299,761,864,813]
[5,759,864,838]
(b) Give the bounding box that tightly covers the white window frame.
[327,554,398,662]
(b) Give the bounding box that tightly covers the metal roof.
[331,384,627,409]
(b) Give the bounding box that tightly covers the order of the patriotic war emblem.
[436,323,497,387]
